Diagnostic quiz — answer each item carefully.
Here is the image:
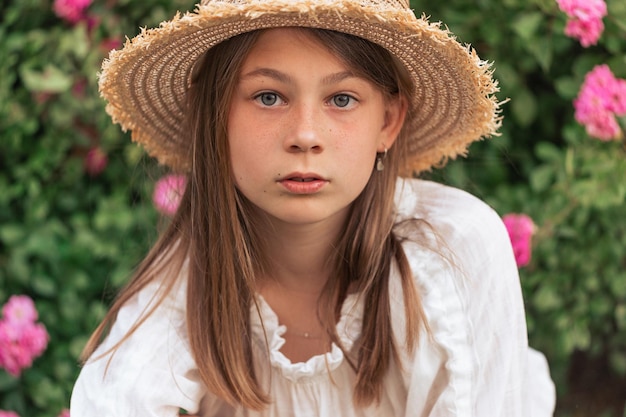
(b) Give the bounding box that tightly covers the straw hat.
[99,0,501,175]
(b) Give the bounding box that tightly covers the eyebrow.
[241,68,292,84]
[240,68,358,86]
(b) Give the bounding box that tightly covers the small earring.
[376,148,387,171]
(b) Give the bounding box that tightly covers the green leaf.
[535,142,562,162]
[0,372,20,391]
[511,12,544,41]
[530,165,555,192]
[534,285,562,311]
[510,87,537,127]
[32,274,57,297]
[0,224,25,245]
[616,304,626,331]
[20,64,72,93]
[554,76,581,100]
[525,38,553,72]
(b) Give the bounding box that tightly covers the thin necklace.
[286,329,324,340]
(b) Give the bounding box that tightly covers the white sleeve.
[396,179,554,417]
[452,195,529,416]
[441,189,555,417]
[70,276,206,416]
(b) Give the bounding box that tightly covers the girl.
[71,0,556,416]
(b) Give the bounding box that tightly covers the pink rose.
[556,0,607,21]
[152,175,187,216]
[503,213,536,268]
[0,411,20,417]
[58,409,71,417]
[581,111,621,141]
[84,147,108,176]
[18,323,49,359]
[53,0,92,24]
[2,295,38,327]
[0,321,23,376]
[0,296,49,377]
[564,17,604,47]
[574,65,626,141]
[556,0,607,47]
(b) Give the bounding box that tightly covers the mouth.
[288,177,318,182]
[278,173,327,194]
[281,172,325,182]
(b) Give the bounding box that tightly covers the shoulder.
[394,178,511,257]
[392,177,521,321]
[394,177,503,232]
[71,258,204,414]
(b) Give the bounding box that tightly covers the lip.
[278,172,328,194]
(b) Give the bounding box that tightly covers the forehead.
[240,28,347,71]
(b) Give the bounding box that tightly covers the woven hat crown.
[99,0,501,175]
[199,0,410,7]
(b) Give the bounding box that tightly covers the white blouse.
[71,178,556,416]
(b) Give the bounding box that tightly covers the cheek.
[332,127,379,166]
[228,126,276,191]
[229,143,259,189]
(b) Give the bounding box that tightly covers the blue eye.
[257,92,279,106]
[332,94,353,108]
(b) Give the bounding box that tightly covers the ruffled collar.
[249,293,364,383]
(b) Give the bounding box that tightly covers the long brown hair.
[82,28,427,410]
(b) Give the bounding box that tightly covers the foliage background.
[0,0,624,416]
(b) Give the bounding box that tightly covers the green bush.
[0,1,194,415]
[0,0,624,416]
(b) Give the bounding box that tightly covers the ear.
[378,95,408,152]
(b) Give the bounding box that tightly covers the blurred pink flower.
[19,323,49,358]
[84,147,108,176]
[53,0,92,24]
[85,13,100,31]
[564,17,604,47]
[0,296,49,377]
[58,409,70,417]
[99,37,123,55]
[0,411,20,417]
[33,91,55,105]
[71,78,87,99]
[556,0,607,47]
[574,65,626,141]
[556,0,606,20]
[503,213,536,268]
[2,295,38,326]
[582,111,622,140]
[153,175,187,216]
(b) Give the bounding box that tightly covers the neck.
[258,212,347,294]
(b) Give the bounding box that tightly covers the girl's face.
[228,28,406,228]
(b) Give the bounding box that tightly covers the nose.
[284,103,323,153]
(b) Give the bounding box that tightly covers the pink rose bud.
[71,78,87,99]
[53,0,92,24]
[99,37,123,55]
[152,175,187,216]
[0,411,21,417]
[84,147,108,176]
[503,213,536,268]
